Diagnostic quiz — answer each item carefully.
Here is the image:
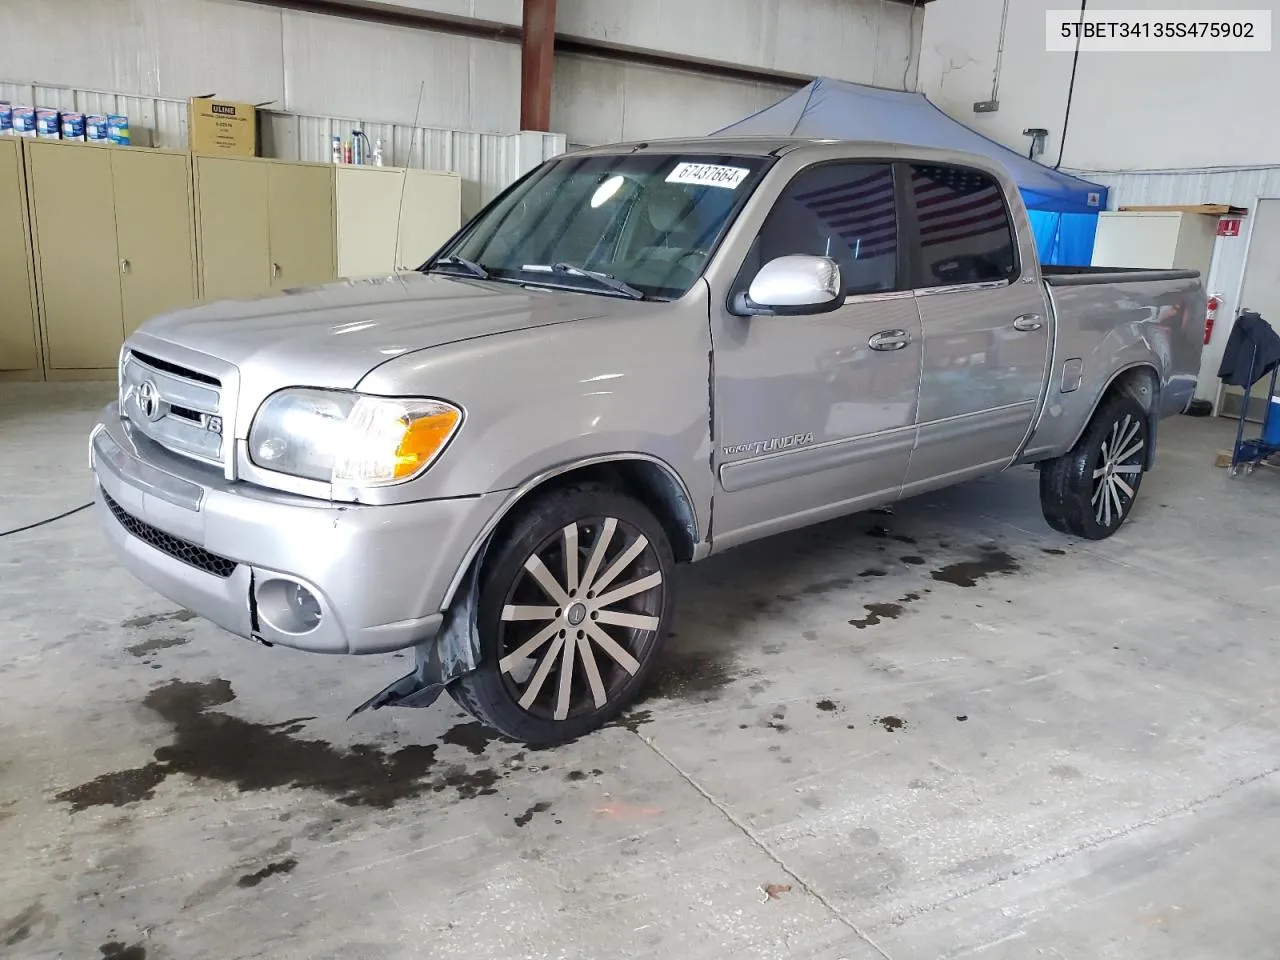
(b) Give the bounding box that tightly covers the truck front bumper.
[91,404,501,655]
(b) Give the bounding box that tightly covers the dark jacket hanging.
[1218,310,1280,388]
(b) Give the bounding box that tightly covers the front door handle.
[868,329,911,351]
[1013,314,1044,332]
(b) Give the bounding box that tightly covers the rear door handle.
[1013,314,1044,332]
[868,329,912,351]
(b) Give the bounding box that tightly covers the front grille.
[130,350,220,387]
[103,490,238,579]
[121,350,226,467]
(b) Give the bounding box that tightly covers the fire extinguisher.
[1204,295,1221,345]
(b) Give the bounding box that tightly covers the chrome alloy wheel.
[1091,412,1145,528]
[496,517,665,722]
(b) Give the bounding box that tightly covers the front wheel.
[449,486,675,746]
[1039,395,1149,540]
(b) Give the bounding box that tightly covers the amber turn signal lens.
[393,408,462,479]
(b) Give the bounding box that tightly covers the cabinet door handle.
[119,258,130,274]
[272,262,281,278]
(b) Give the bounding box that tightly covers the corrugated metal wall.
[0,79,565,217]
[4,0,924,156]
[557,0,923,88]
[1079,166,1280,406]
[1,0,521,131]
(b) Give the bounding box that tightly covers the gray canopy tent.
[711,77,1108,263]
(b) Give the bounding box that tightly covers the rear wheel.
[1039,395,1149,540]
[449,486,675,746]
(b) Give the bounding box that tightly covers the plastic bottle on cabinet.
[351,130,364,165]
[331,135,342,164]
[373,138,384,167]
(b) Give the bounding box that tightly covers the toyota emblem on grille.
[136,379,163,421]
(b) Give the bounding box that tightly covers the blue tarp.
[1028,210,1100,267]
[710,78,1109,263]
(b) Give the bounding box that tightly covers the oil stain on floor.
[849,602,905,629]
[441,721,502,756]
[99,943,146,960]
[53,678,472,811]
[931,548,1020,588]
[125,636,189,657]
[640,645,747,704]
[237,858,298,888]
[120,610,197,629]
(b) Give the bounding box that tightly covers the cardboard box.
[187,97,256,157]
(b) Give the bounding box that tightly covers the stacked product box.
[35,109,60,139]
[11,106,36,137]
[60,112,85,141]
[85,114,109,142]
[106,115,130,145]
[0,104,129,144]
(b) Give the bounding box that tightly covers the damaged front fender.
[348,541,489,718]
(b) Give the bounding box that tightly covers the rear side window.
[742,161,900,296]
[909,164,1017,287]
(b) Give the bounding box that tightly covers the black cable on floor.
[0,502,94,538]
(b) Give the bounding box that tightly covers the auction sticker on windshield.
[666,162,750,189]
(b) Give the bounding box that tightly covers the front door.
[901,162,1052,494]
[711,160,923,549]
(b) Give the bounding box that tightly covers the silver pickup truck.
[91,138,1204,745]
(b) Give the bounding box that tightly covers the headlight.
[248,388,462,486]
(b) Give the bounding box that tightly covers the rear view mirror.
[734,255,845,316]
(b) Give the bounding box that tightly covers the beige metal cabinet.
[1091,211,1218,274]
[268,161,336,291]
[193,154,271,302]
[335,166,462,279]
[0,138,40,374]
[25,140,196,373]
[113,150,200,337]
[194,156,336,302]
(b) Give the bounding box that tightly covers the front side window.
[737,162,901,298]
[432,153,771,300]
[909,164,1017,287]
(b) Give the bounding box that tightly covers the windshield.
[429,152,772,300]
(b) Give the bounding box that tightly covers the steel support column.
[520,0,557,132]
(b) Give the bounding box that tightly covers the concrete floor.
[4,382,1280,960]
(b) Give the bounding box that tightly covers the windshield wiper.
[429,255,490,279]
[522,262,644,300]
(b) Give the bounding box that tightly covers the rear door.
[902,162,1052,495]
[711,160,923,549]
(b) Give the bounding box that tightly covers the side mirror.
[734,255,845,316]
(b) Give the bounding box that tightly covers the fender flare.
[1066,361,1163,469]
[440,451,702,611]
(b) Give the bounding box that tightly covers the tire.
[1039,394,1149,540]
[449,485,675,746]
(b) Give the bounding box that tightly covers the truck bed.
[1017,266,1207,463]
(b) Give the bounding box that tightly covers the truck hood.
[130,272,616,438]
[137,272,605,388]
